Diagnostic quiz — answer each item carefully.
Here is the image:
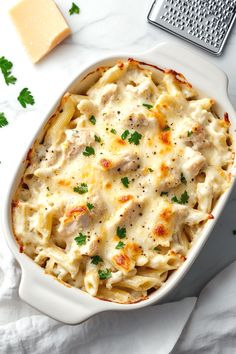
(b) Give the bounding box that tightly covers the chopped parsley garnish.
[91,255,103,265]
[143,103,153,109]
[0,112,8,128]
[94,135,101,143]
[181,173,187,185]
[46,186,50,191]
[121,177,129,188]
[148,168,154,172]
[117,226,126,239]
[116,241,125,249]
[17,88,35,108]
[163,125,170,131]
[233,230,236,235]
[0,56,17,85]
[98,269,112,280]
[154,246,160,251]
[83,146,95,156]
[89,115,96,125]
[87,202,94,210]
[121,130,130,140]
[69,2,80,15]
[187,130,193,137]
[74,233,87,246]
[73,183,88,194]
[160,191,168,196]
[171,190,189,205]
[128,131,142,145]
[110,128,117,134]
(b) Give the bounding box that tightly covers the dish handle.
[140,41,229,95]
[19,261,99,324]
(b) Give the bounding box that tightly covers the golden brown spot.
[113,253,130,271]
[224,112,230,125]
[100,158,112,169]
[159,131,171,145]
[66,206,87,217]
[117,61,124,69]
[160,208,172,222]
[160,163,169,177]
[153,223,167,237]
[164,69,192,88]
[58,179,70,186]
[208,214,214,219]
[12,200,19,208]
[116,138,126,145]
[105,182,112,189]
[125,242,141,258]
[19,244,24,253]
[118,195,133,203]
[26,148,33,163]
[152,108,166,129]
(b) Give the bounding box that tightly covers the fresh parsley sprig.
[0,112,8,128]
[117,226,126,239]
[74,183,88,194]
[98,269,112,280]
[0,56,17,85]
[171,191,189,205]
[69,2,80,15]
[17,88,35,108]
[91,255,103,265]
[74,233,87,246]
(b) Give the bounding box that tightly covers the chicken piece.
[181,147,206,181]
[99,153,140,173]
[185,124,210,150]
[57,210,91,237]
[77,99,97,116]
[64,129,94,158]
[155,161,181,192]
[126,112,156,129]
[106,198,144,234]
[99,83,117,105]
[78,236,101,257]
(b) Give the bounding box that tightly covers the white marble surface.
[0,0,236,302]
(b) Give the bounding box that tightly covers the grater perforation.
[147,0,236,55]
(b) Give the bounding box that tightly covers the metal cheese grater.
[147,0,236,55]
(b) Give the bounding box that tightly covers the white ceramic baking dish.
[2,42,236,324]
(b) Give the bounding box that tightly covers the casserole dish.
[2,42,236,324]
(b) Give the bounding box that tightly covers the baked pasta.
[12,59,233,303]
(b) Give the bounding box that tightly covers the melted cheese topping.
[12,60,233,303]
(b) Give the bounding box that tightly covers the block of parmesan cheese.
[10,0,71,63]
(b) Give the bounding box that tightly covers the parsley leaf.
[117,226,126,239]
[83,146,95,156]
[121,177,129,188]
[121,130,130,140]
[160,191,168,196]
[128,131,142,145]
[74,233,87,246]
[143,103,153,109]
[181,173,187,185]
[171,190,189,205]
[94,135,101,143]
[89,115,96,125]
[74,183,88,194]
[187,130,193,137]
[116,241,125,249]
[87,202,94,210]
[154,246,160,251]
[69,2,80,15]
[0,112,8,128]
[163,125,170,131]
[17,88,35,108]
[98,269,112,280]
[110,128,117,134]
[148,168,154,172]
[0,56,17,85]
[91,255,103,265]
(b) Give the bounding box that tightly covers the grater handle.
[141,42,229,94]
